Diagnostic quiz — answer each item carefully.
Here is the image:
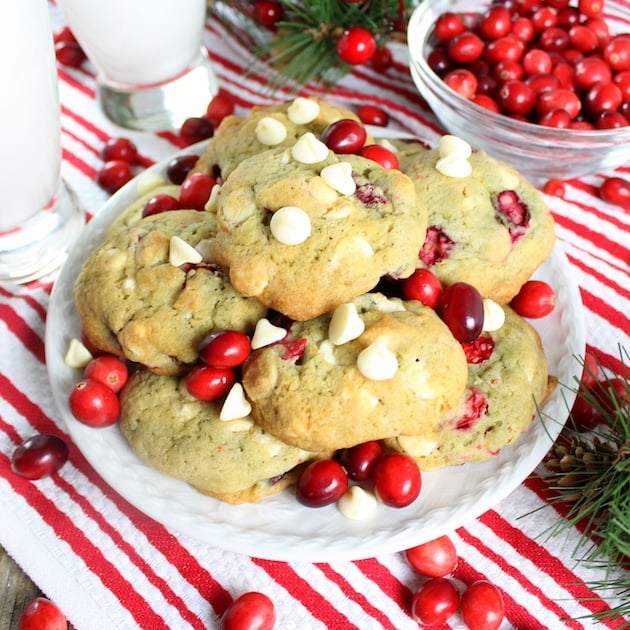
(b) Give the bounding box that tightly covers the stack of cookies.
[73,97,555,504]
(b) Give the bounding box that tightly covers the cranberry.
[101,137,138,164]
[11,435,69,480]
[296,459,349,507]
[55,40,86,68]
[522,48,553,75]
[600,176,630,207]
[68,378,120,427]
[434,12,466,43]
[536,87,581,119]
[411,578,460,626]
[358,145,399,169]
[321,119,367,154]
[205,92,235,127]
[497,80,536,115]
[401,268,443,308]
[604,34,630,72]
[186,365,236,401]
[338,440,383,482]
[580,351,600,389]
[199,330,251,368]
[485,34,525,64]
[252,0,283,29]
[585,81,623,115]
[356,105,389,127]
[221,591,276,630]
[478,5,513,40]
[166,154,200,184]
[542,178,566,197]
[371,453,421,508]
[579,0,604,19]
[462,335,495,364]
[569,391,602,431]
[510,279,557,318]
[439,282,484,343]
[18,597,67,630]
[460,581,505,630]
[444,68,479,98]
[419,226,455,265]
[447,31,485,64]
[574,57,612,91]
[142,194,181,218]
[97,160,134,194]
[370,46,393,70]
[591,377,630,416]
[405,535,458,577]
[180,117,214,145]
[84,355,128,393]
[178,172,216,210]
[336,27,376,65]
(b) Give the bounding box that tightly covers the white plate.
[46,141,585,562]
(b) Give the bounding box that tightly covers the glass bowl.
[407,0,630,184]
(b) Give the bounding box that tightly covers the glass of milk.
[57,0,219,131]
[0,0,84,283]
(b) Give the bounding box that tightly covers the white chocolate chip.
[64,338,93,369]
[269,206,311,245]
[251,318,287,349]
[357,338,398,380]
[287,97,320,124]
[224,418,255,432]
[135,171,167,196]
[255,116,288,146]
[337,486,377,520]
[328,303,365,345]
[204,183,220,212]
[396,435,439,456]
[482,299,506,332]
[318,340,337,365]
[438,134,472,158]
[320,162,356,196]
[220,383,252,421]
[169,235,203,266]
[377,138,399,153]
[291,132,329,164]
[435,154,472,178]
[195,238,214,260]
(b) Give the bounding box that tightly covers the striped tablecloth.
[0,4,628,629]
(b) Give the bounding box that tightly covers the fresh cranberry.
[336,27,376,65]
[221,591,276,630]
[11,435,69,480]
[585,81,623,115]
[180,117,214,145]
[18,598,67,630]
[84,355,128,393]
[68,378,120,427]
[439,282,484,343]
[97,160,134,194]
[358,145,399,169]
[142,194,181,218]
[55,40,86,68]
[599,176,630,207]
[371,453,422,507]
[478,5,513,40]
[405,535,458,577]
[460,581,505,630]
[447,31,485,64]
[578,0,604,19]
[434,12,466,42]
[411,578,459,626]
[178,172,216,210]
[199,330,251,368]
[166,154,200,184]
[356,105,389,127]
[370,46,393,70]
[101,137,138,164]
[338,440,383,482]
[497,80,536,115]
[321,119,367,154]
[542,178,566,197]
[510,280,557,318]
[604,34,630,72]
[400,268,443,308]
[205,92,235,127]
[186,365,236,401]
[296,459,349,507]
[445,68,479,98]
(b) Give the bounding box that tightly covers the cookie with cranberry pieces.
[385,306,554,469]
[404,147,555,304]
[119,368,328,504]
[241,294,468,452]
[74,210,267,375]
[212,147,426,321]
[190,96,373,183]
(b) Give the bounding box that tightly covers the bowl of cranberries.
[407,0,630,183]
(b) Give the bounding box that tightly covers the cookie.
[192,96,371,182]
[241,294,468,452]
[212,147,426,321]
[74,210,267,375]
[119,368,328,503]
[404,143,555,304]
[385,306,553,469]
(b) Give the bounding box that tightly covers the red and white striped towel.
[0,4,628,629]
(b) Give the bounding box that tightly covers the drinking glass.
[0,0,84,284]
[57,0,220,131]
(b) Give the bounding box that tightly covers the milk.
[57,0,207,86]
[0,0,61,231]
